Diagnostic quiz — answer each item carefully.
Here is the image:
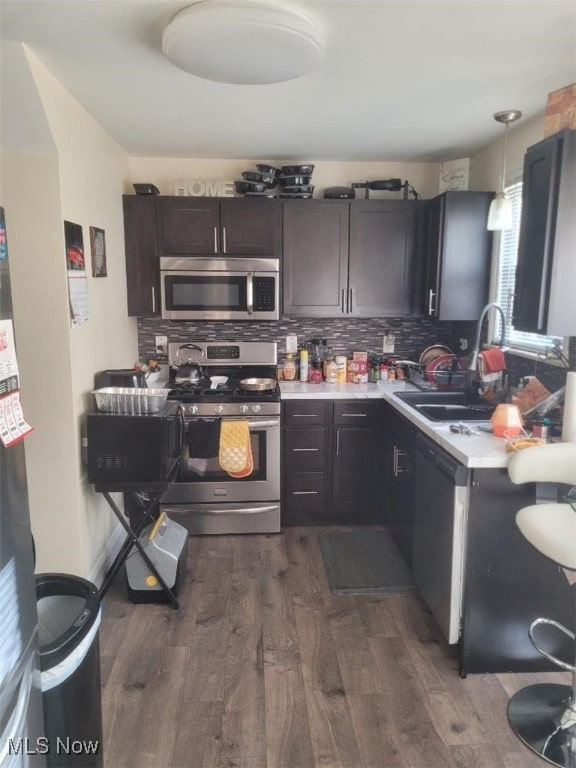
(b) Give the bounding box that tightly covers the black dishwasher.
[412,433,470,646]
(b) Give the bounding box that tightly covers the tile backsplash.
[138,316,574,391]
[138,316,455,363]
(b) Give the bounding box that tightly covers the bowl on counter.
[256,163,281,179]
[281,164,315,176]
[278,174,313,187]
[241,170,278,188]
[279,185,314,194]
[234,179,268,195]
[256,163,281,176]
[279,193,313,199]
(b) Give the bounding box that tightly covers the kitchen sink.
[394,390,495,421]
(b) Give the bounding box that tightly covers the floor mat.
[318,529,416,594]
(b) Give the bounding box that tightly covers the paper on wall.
[67,270,89,327]
[0,318,34,446]
[0,391,33,447]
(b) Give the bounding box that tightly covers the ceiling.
[1,0,575,162]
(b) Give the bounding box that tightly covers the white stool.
[508,442,576,767]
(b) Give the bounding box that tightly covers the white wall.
[131,113,547,200]
[1,45,138,581]
[129,157,442,200]
[470,112,545,190]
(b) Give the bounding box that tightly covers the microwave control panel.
[254,277,276,312]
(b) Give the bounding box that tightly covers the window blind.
[494,181,562,353]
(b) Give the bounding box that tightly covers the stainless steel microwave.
[160,257,279,320]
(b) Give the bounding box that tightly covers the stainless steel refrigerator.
[0,205,46,767]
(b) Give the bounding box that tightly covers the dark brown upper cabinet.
[419,191,493,321]
[156,197,282,258]
[123,195,160,317]
[282,201,349,317]
[513,129,575,336]
[348,201,416,316]
[282,199,416,317]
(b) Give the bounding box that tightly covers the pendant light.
[487,110,522,231]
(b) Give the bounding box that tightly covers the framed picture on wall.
[64,220,85,271]
[89,226,107,277]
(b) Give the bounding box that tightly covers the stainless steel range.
[160,341,280,534]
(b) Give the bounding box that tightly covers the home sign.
[174,180,234,197]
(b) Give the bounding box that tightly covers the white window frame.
[489,176,568,366]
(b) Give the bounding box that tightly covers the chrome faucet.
[468,302,508,371]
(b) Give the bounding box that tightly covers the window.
[493,180,565,358]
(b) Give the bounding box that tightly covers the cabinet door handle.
[341,288,346,313]
[340,413,367,417]
[292,490,319,496]
[349,288,354,313]
[292,447,319,452]
[428,289,436,316]
[222,226,227,254]
[395,447,408,475]
[336,431,340,455]
[246,272,254,315]
[214,226,218,253]
[393,445,399,476]
[292,414,319,418]
[151,286,157,313]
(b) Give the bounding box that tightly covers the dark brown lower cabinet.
[461,469,573,676]
[282,401,330,525]
[332,401,384,523]
[381,402,416,565]
[282,399,384,525]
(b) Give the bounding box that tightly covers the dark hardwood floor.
[99,526,565,768]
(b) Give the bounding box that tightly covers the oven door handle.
[246,272,254,315]
[184,419,278,430]
[196,505,279,516]
[247,420,279,430]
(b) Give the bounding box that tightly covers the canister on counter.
[283,354,296,381]
[335,355,347,383]
[325,358,338,383]
[531,422,549,440]
[299,349,309,382]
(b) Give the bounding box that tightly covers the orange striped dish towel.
[219,420,253,476]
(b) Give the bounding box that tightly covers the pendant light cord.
[500,121,509,196]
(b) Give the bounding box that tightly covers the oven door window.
[164,274,247,313]
[179,424,267,482]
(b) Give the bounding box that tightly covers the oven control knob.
[188,405,198,415]
[251,404,261,414]
[240,405,249,415]
[214,404,224,414]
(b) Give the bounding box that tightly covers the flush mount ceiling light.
[487,109,522,231]
[162,0,324,84]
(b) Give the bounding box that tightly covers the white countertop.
[280,380,509,469]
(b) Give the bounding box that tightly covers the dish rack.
[405,362,470,392]
[93,387,168,415]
